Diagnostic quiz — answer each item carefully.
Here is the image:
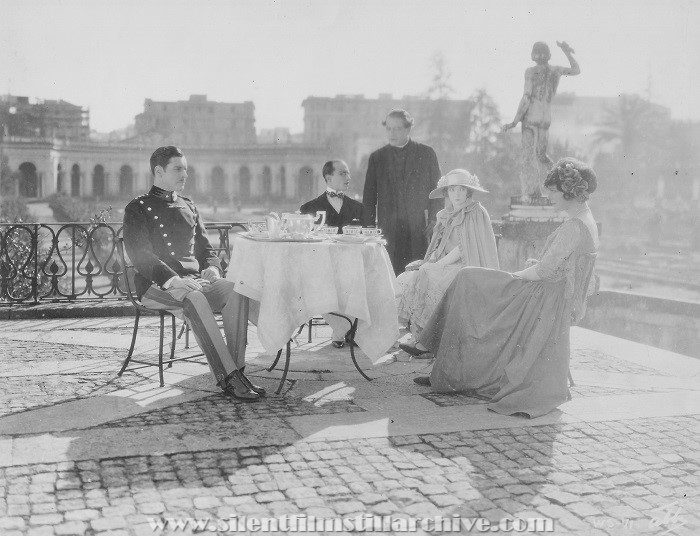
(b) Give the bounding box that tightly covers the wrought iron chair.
[116,237,205,386]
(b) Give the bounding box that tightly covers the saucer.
[330,235,368,244]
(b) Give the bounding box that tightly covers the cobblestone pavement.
[0,317,699,535]
[0,416,698,536]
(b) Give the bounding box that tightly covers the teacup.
[361,227,382,236]
[343,225,362,235]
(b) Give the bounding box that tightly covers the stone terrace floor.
[0,317,698,535]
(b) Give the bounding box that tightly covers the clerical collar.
[390,138,411,150]
[150,185,178,202]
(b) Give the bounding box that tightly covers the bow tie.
[327,191,344,199]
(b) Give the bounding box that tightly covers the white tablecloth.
[227,234,399,363]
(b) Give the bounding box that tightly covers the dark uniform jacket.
[362,140,441,271]
[123,186,222,298]
[299,192,369,233]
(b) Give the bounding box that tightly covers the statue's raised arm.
[556,41,580,76]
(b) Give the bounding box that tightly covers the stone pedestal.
[496,196,564,272]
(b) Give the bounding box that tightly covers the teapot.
[282,211,325,235]
[264,213,283,238]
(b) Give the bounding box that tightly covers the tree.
[464,89,503,170]
[464,90,517,216]
[594,94,671,190]
[423,52,473,171]
[0,156,16,197]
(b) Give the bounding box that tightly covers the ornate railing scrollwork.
[0,221,247,303]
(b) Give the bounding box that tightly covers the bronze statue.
[503,41,580,201]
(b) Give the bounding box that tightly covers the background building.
[3,91,695,209]
[133,95,256,146]
[0,93,328,203]
[0,95,89,142]
[302,94,473,167]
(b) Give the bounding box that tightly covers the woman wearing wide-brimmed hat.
[412,158,600,418]
[396,169,499,346]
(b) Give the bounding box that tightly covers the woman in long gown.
[395,169,499,346]
[412,158,599,418]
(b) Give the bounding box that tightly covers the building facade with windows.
[134,95,256,147]
[1,95,89,142]
[302,93,473,166]
[1,94,326,202]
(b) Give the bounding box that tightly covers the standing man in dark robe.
[363,109,442,274]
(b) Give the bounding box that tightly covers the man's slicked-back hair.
[382,109,414,129]
[322,159,345,181]
[150,146,184,176]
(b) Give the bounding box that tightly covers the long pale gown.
[418,217,598,418]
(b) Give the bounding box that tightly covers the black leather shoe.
[399,343,430,356]
[239,370,266,396]
[332,340,345,348]
[413,376,431,386]
[221,370,260,401]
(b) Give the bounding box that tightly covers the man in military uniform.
[123,146,263,401]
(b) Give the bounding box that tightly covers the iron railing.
[0,222,247,303]
[1,221,501,304]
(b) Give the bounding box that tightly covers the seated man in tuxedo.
[300,159,368,233]
[123,145,264,401]
[300,159,369,347]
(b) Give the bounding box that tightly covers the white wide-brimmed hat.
[428,169,489,199]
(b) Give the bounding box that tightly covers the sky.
[2,0,699,133]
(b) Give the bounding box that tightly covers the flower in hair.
[556,162,590,201]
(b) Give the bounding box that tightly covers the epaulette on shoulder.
[180,194,192,202]
[127,193,146,205]
[128,193,152,209]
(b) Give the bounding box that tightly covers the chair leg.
[185,322,190,349]
[276,341,291,395]
[119,310,140,376]
[268,348,283,372]
[348,319,372,381]
[168,315,176,368]
[158,313,165,387]
[177,322,186,340]
[308,319,313,343]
